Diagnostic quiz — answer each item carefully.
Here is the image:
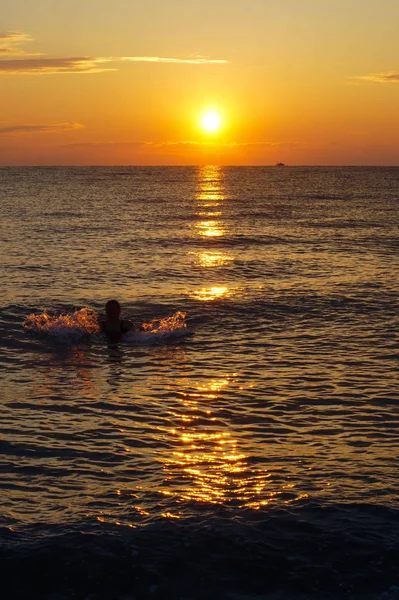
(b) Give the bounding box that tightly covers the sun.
[202,110,221,132]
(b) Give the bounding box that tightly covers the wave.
[22,308,190,344]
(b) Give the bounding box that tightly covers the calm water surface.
[1,166,398,599]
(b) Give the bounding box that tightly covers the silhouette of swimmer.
[100,300,134,342]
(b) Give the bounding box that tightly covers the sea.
[0,166,398,600]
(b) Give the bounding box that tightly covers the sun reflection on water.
[154,167,291,510]
[195,220,225,237]
[160,376,279,508]
[194,166,230,241]
[165,427,251,505]
[189,286,230,301]
[188,165,235,297]
[194,251,234,268]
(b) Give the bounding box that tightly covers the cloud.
[64,141,147,148]
[0,31,32,43]
[0,30,43,57]
[219,141,303,148]
[352,72,399,83]
[148,141,303,149]
[0,57,115,74]
[122,56,229,64]
[0,48,44,57]
[63,140,302,149]
[0,56,228,75]
[0,122,84,136]
[0,31,229,74]
[0,55,228,75]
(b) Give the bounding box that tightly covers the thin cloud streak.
[0,56,229,75]
[0,30,43,57]
[0,48,45,57]
[122,56,229,64]
[352,72,399,83]
[150,141,302,148]
[0,57,116,75]
[0,122,84,135]
[0,31,33,42]
[63,140,302,149]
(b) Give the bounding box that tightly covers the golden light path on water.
[194,165,229,240]
[156,166,296,514]
[189,166,234,302]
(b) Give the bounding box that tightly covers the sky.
[1,0,399,165]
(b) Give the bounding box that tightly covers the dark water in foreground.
[1,166,398,598]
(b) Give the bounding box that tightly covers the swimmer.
[100,300,134,341]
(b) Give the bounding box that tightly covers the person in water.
[100,300,133,340]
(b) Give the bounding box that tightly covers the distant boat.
[275,162,285,167]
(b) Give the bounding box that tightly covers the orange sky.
[1,0,399,165]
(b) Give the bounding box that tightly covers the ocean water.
[0,166,398,599]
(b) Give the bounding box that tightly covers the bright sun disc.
[202,111,221,132]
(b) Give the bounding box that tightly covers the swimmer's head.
[105,299,121,319]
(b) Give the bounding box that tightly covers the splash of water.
[23,308,100,343]
[23,309,189,344]
[125,311,189,343]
